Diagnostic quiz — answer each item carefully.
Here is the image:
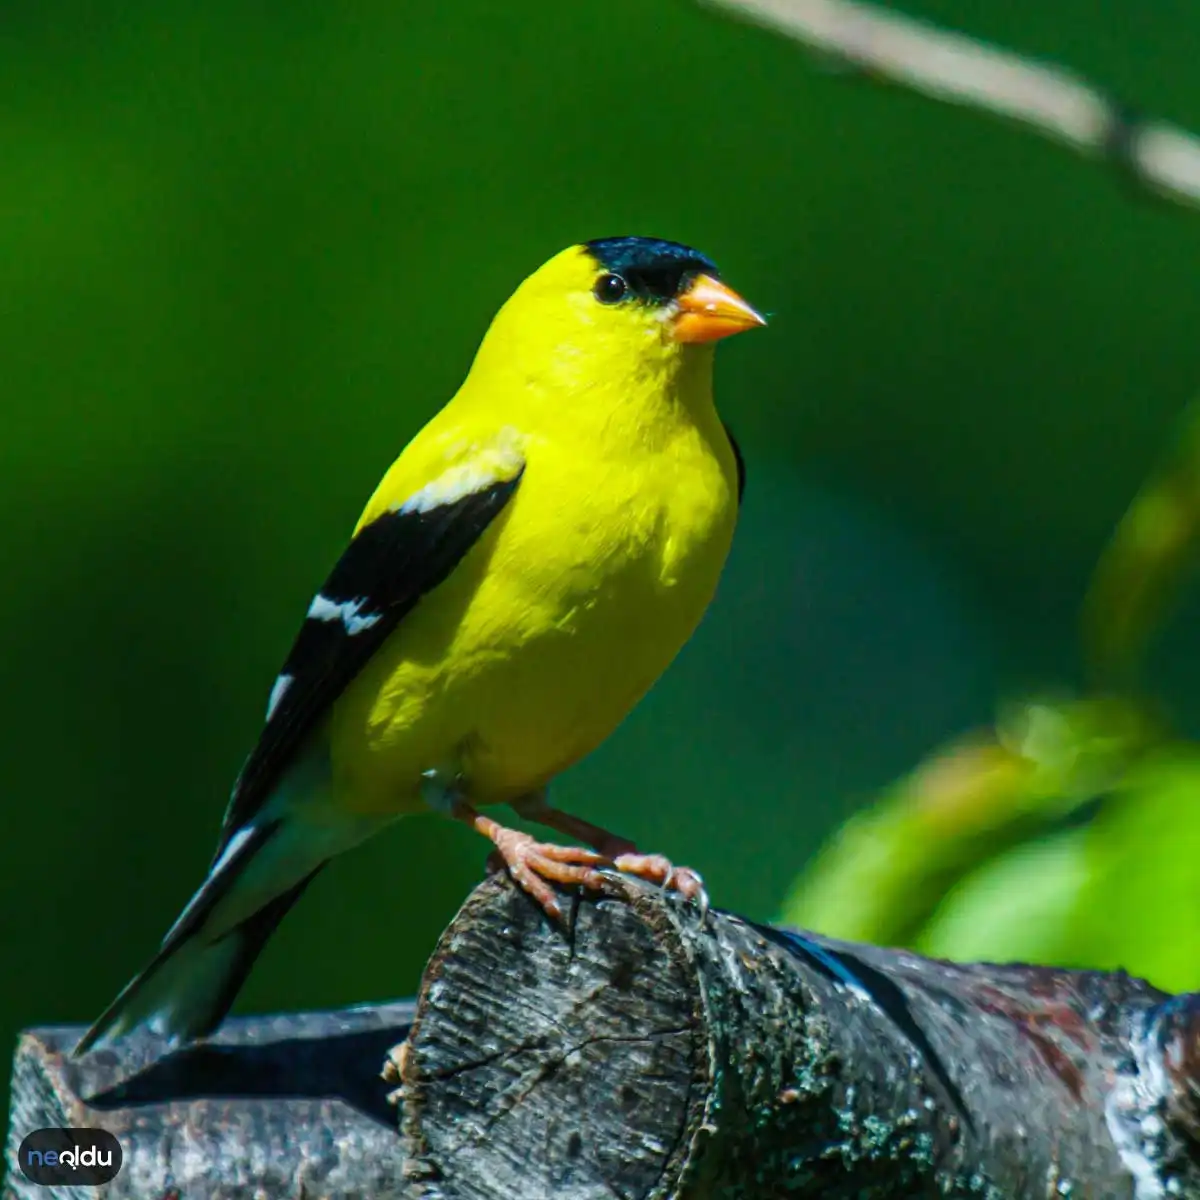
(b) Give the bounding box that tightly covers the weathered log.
[8,873,1200,1197]
[6,1002,416,1197]
[395,874,1200,1198]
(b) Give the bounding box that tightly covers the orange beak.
[672,274,767,344]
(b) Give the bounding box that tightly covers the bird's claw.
[613,852,709,922]
[491,828,609,921]
[483,815,710,924]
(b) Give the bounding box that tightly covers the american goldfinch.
[76,236,765,1054]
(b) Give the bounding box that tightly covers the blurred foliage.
[1083,402,1200,691]
[5,0,1200,1142]
[784,397,1200,993]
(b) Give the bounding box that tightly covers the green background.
[5,0,1200,1134]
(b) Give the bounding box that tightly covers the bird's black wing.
[215,468,524,858]
[723,422,746,504]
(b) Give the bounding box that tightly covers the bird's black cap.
[585,236,719,304]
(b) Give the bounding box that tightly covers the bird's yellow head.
[465,237,766,424]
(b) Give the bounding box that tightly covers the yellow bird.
[76,236,766,1054]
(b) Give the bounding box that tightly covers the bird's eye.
[593,273,628,304]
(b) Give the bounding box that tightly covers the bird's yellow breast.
[328,410,738,813]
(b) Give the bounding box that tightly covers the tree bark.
[8,873,1200,1197]
[5,1001,416,1198]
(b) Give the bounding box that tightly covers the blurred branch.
[700,0,1200,210]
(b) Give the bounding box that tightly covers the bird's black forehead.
[585,236,718,278]
[584,236,719,302]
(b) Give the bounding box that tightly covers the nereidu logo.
[17,1127,123,1187]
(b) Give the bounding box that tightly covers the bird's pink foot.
[510,794,710,915]
[463,808,608,920]
[613,852,708,912]
[461,799,710,920]
[497,832,610,921]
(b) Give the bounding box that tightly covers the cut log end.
[397,874,709,1200]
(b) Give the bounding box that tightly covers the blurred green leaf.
[1083,399,1200,690]
[1062,748,1200,992]
[784,379,1200,991]
[915,827,1092,964]
[780,695,1158,947]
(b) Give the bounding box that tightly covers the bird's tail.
[73,809,338,1056]
[76,865,324,1056]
